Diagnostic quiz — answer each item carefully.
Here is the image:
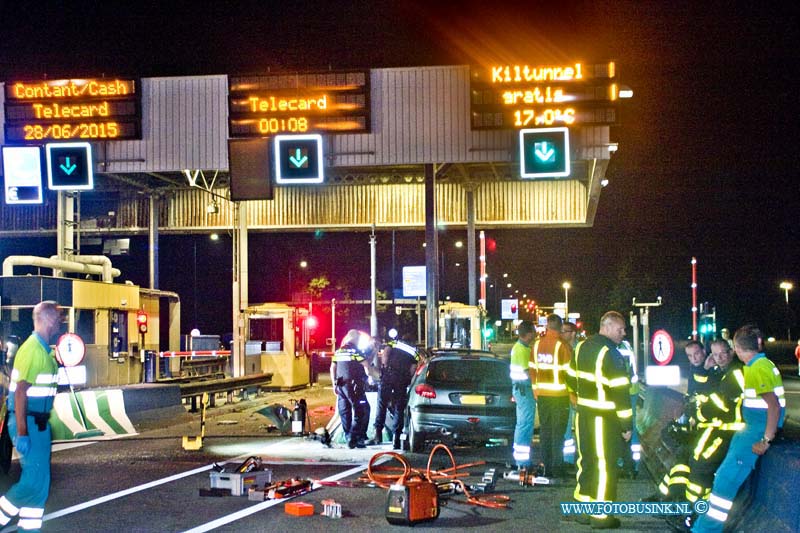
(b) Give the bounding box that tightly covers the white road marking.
[12,438,299,531]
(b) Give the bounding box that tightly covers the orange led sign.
[228,71,369,137]
[3,78,141,143]
[8,79,134,99]
[470,62,618,130]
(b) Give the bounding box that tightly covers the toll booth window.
[2,307,31,340]
[249,318,283,352]
[109,309,128,358]
[443,318,471,349]
[76,309,95,344]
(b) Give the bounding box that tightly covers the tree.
[306,275,330,300]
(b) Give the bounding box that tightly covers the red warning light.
[136,310,148,333]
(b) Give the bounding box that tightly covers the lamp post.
[562,281,571,318]
[780,281,793,340]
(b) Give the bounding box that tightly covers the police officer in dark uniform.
[330,330,379,449]
[367,339,421,448]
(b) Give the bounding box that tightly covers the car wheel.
[408,417,424,453]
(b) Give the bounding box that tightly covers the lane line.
[6,437,298,531]
[182,461,373,533]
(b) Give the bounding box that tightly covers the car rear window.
[427,359,509,387]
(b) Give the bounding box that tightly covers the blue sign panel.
[2,145,43,204]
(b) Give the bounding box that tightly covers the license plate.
[460,394,486,405]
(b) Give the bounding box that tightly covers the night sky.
[0,1,798,339]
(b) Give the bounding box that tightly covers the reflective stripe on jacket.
[532,329,572,396]
[566,334,632,428]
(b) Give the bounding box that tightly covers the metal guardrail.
[178,373,274,411]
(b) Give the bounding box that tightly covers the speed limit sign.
[651,330,674,365]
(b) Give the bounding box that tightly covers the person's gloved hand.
[14,435,31,456]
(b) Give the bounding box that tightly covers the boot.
[365,428,384,446]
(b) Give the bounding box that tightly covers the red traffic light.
[306,315,319,329]
[137,310,148,333]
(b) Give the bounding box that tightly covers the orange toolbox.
[285,502,315,516]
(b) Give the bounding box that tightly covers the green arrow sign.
[519,127,570,178]
[60,157,77,175]
[288,148,308,168]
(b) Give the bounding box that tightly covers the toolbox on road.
[210,470,273,496]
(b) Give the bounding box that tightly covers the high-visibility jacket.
[532,329,572,397]
[7,332,58,414]
[509,339,532,382]
[381,340,420,386]
[332,345,367,382]
[695,360,745,432]
[741,353,786,429]
[688,364,718,397]
[566,334,632,429]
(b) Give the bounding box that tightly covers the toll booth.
[438,302,484,350]
[244,303,311,390]
[0,274,180,388]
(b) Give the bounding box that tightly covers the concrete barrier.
[50,389,137,440]
[50,383,182,440]
[730,438,800,532]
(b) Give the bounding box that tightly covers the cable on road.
[363,444,511,509]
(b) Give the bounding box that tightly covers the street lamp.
[562,281,571,318]
[780,281,793,340]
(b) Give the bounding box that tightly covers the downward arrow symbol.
[288,148,308,168]
[60,157,77,175]
[534,143,555,163]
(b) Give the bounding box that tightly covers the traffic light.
[136,310,148,334]
[483,327,494,340]
[306,315,319,329]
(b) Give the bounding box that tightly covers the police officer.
[367,339,421,449]
[0,301,62,531]
[566,311,632,530]
[509,320,536,472]
[330,330,379,449]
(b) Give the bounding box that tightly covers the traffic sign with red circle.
[56,333,86,367]
[651,329,674,365]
